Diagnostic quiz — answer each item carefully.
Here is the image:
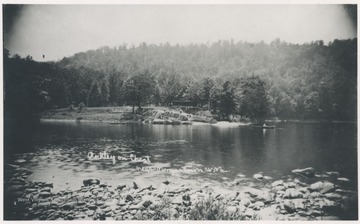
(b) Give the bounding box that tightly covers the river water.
[5,121,357,192]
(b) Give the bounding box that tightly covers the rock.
[172,196,183,205]
[271,180,284,187]
[283,189,303,199]
[226,206,237,214]
[325,171,340,178]
[96,201,105,206]
[263,176,273,180]
[257,191,273,203]
[83,179,100,186]
[298,187,309,194]
[253,173,264,180]
[129,203,143,210]
[41,187,52,192]
[253,201,265,210]
[292,199,306,209]
[43,182,53,188]
[286,182,297,188]
[133,182,139,189]
[311,210,322,217]
[25,188,38,193]
[182,193,191,201]
[244,208,255,217]
[297,210,308,217]
[66,215,75,220]
[337,177,350,182]
[240,197,252,207]
[37,201,51,209]
[310,192,321,198]
[244,188,263,197]
[125,195,134,202]
[39,191,51,198]
[117,185,126,190]
[14,159,27,164]
[183,200,191,207]
[77,200,86,206]
[61,202,75,210]
[142,200,152,208]
[319,185,336,194]
[324,193,342,200]
[273,185,286,192]
[256,205,277,220]
[117,200,126,206]
[292,167,315,178]
[103,207,112,213]
[284,200,296,213]
[87,204,97,210]
[83,191,92,198]
[335,189,357,195]
[310,181,334,193]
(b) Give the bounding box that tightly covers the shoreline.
[41,107,357,124]
[4,161,358,220]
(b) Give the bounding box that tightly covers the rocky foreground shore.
[4,163,357,220]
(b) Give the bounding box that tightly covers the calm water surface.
[8,121,357,191]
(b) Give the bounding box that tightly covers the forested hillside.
[4,38,357,122]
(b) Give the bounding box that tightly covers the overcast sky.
[3,4,357,61]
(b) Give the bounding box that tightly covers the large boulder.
[309,181,335,193]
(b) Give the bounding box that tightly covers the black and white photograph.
[2,2,358,221]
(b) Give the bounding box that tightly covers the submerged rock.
[14,159,27,164]
[83,179,100,186]
[292,167,315,178]
[337,177,350,182]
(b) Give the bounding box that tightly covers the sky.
[3,4,357,61]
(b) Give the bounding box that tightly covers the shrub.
[78,102,86,111]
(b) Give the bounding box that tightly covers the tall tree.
[219,81,236,120]
[87,80,102,107]
[238,76,270,122]
[100,79,109,106]
[123,70,156,113]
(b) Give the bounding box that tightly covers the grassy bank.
[41,106,217,124]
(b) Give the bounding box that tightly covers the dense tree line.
[4,38,357,123]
